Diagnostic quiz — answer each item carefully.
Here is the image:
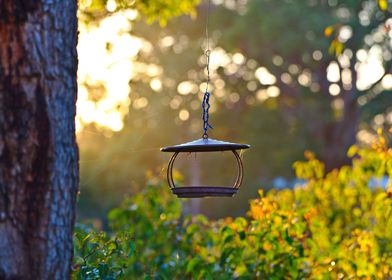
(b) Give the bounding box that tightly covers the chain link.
[202,90,212,139]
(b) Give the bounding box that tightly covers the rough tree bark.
[0,0,78,279]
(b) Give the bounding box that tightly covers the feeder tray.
[161,138,250,198]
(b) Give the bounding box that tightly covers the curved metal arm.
[167,152,179,189]
[232,150,244,189]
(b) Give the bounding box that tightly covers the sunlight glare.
[357,46,385,91]
[327,62,340,83]
[255,67,277,85]
[77,12,142,133]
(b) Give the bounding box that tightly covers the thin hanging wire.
[202,0,213,139]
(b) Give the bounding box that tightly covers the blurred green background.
[76,0,392,221]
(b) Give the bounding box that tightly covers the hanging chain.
[202,90,212,139]
[202,0,212,139]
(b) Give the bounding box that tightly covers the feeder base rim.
[171,186,238,198]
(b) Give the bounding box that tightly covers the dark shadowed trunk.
[0,0,78,279]
[321,63,359,171]
[322,93,359,171]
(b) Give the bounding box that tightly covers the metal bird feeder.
[161,138,249,198]
[160,0,250,198]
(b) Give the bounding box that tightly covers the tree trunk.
[0,1,78,279]
[321,63,359,172]
[322,93,359,171]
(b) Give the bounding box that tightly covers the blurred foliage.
[77,0,392,219]
[73,133,392,279]
[216,0,392,157]
[79,0,200,25]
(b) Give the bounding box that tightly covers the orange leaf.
[324,26,334,37]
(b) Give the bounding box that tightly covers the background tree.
[221,0,392,170]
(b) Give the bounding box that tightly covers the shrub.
[73,135,392,279]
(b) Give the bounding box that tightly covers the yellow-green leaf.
[335,41,344,56]
[378,0,388,11]
[328,39,337,55]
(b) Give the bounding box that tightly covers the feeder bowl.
[161,138,250,198]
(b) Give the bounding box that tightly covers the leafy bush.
[73,134,392,279]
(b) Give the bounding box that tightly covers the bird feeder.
[161,138,249,198]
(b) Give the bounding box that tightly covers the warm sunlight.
[77,10,141,132]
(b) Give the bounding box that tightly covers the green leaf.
[186,257,200,274]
